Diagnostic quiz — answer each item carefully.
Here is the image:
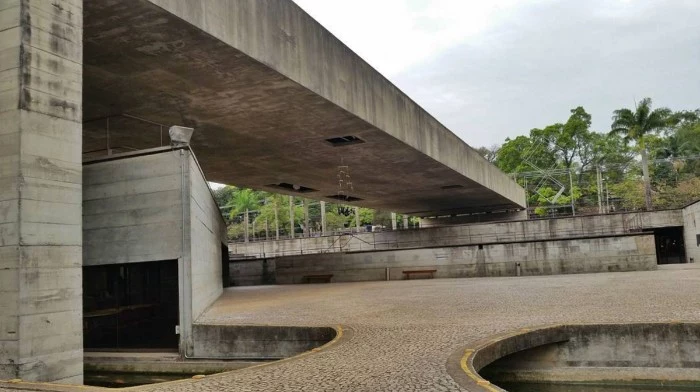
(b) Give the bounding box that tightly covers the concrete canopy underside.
[82,0,525,217]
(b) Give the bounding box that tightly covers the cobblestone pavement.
[4,265,700,391]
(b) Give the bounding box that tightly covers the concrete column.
[391,212,397,230]
[354,207,361,232]
[0,0,83,383]
[303,198,310,237]
[320,201,327,236]
[289,195,295,238]
[403,215,409,229]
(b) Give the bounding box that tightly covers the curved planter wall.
[450,323,700,391]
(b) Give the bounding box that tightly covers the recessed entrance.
[83,260,179,350]
[651,227,686,264]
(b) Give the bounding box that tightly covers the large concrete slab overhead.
[82,0,526,217]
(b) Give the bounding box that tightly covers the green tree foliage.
[610,98,672,210]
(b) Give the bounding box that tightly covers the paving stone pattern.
[3,265,700,391]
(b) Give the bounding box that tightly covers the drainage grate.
[325,135,365,147]
[326,194,363,202]
[266,183,317,193]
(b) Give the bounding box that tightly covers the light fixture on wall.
[169,126,194,146]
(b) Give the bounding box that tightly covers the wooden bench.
[303,274,334,284]
[402,269,437,280]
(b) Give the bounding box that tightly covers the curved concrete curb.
[0,325,350,392]
[447,322,700,392]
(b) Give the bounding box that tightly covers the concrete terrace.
[3,265,700,392]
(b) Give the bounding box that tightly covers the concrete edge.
[0,325,350,391]
[446,321,700,392]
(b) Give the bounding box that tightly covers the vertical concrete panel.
[683,201,700,264]
[0,0,83,383]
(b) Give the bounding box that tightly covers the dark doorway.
[83,260,179,350]
[221,244,231,288]
[652,227,686,264]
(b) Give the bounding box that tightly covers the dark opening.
[651,227,686,264]
[441,184,464,190]
[266,182,317,193]
[326,194,363,202]
[221,244,231,288]
[325,135,365,147]
[83,260,179,350]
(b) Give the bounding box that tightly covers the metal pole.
[274,202,279,240]
[265,219,269,241]
[596,167,603,214]
[569,168,575,216]
[289,195,295,239]
[303,199,310,237]
[244,209,249,243]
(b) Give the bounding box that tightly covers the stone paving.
[3,265,700,391]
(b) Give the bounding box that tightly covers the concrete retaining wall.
[479,323,700,384]
[230,259,276,287]
[191,325,336,359]
[683,201,700,264]
[274,234,657,284]
[230,210,682,259]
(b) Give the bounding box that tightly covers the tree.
[531,107,593,170]
[475,145,500,163]
[610,98,672,210]
[228,188,261,242]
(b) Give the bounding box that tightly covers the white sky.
[293,0,700,148]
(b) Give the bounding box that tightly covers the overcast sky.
[293,0,700,148]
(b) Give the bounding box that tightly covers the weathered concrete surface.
[84,352,268,375]
[230,259,276,287]
[0,0,83,384]
[81,0,525,216]
[82,148,227,357]
[2,267,700,391]
[683,200,700,264]
[191,325,335,360]
[273,234,657,284]
[479,323,700,385]
[83,150,185,265]
[230,209,682,259]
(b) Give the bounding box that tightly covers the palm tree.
[228,189,260,242]
[610,98,671,210]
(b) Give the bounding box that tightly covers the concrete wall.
[187,154,226,321]
[231,210,682,259]
[191,325,335,359]
[82,148,226,357]
[683,201,700,264]
[274,234,657,284]
[230,259,276,287]
[0,0,83,383]
[83,151,184,265]
[420,210,528,227]
[145,0,525,210]
[480,323,700,384]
